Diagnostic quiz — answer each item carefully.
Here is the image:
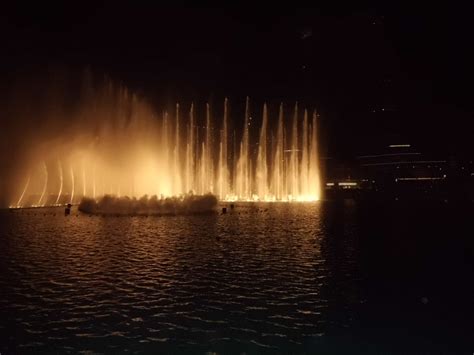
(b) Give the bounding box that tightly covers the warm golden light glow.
[338,182,357,186]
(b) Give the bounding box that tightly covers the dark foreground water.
[0,200,472,354]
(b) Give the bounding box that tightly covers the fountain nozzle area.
[78,194,218,216]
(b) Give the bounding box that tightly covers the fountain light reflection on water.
[10,78,321,208]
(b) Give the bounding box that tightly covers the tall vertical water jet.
[248,159,253,200]
[203,103,213,193]
[272,103,285,200]
[309,111,321,200]
[185,104,195,194]
[236,97,250,199]
[256,103,268,199]
[173,103,182,195]
[289,103,299,199]
[300,110,309,197]
[232,129,237,197]
[162,111,170,195]
[217,98,229,199]
[197,141,203,194]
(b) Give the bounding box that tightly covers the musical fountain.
[8,76,321,208]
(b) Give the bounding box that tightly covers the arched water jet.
[16,175,30,207]
[70,166,75,204]
[37,162,48,206]
[55,160,63,205]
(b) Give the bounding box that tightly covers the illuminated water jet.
[92,162,96,199]
[55,160,63,205]
[256,103,268,199]
[16,175,30,207]
[217,98,229,199]
[70,166,75,204]
[272,104,285,200]
[37,162,48,207]
[82,159,86,198]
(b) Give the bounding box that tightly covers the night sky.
[1,5,473,158]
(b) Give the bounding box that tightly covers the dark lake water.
[0,200,472,354]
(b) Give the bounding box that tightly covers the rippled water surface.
[1,201,473,354]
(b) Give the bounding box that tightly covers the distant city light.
[396,177,444,181]
[389,144,411,148]
[357,152,420,159]
[326,182,358,188]
[362,160,446,167]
